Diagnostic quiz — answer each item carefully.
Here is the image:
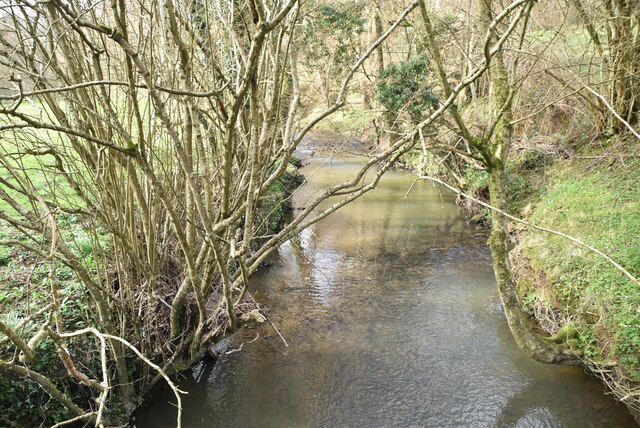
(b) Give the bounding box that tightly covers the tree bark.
[487,167,582,365]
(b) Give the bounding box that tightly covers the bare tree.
[0,0,535,423]
[571,0,639,129]
[0,0,427,424]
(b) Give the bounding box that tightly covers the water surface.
[135,153,636,427]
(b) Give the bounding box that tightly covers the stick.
[266,317,289,347]
[225,333,260,355]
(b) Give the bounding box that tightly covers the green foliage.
[301,0,366,80]
[399,148,424,170]
[255,158,304,238]
[0,377,72,428]
[399,148,449,177]
[517,149,553,171]
[430,14,458,39]
[521,292,538,316]
[317,2,366,30]
[462,168,488,192]
[0,337,100,427]
[501,149,555,214]
[0,244,11,266]
[375,57,438,123]
[617,315,640,378]
[0,219,94,325]
[505,172,533,212]
[575,326,600,360]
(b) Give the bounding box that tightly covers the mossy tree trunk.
[420,0,582,365]
[479,0,582,365]
[487,166,582,364]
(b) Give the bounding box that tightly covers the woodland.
[0,0,638,426]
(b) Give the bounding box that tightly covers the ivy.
[375,57,438,123]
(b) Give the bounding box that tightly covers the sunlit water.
[134,152,636,427]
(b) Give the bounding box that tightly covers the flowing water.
[134,150,636,427]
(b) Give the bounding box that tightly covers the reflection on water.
[134,154,636,427]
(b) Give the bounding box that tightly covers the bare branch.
[420,175,639,284]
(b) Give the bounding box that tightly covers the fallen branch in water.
[266,317,289,347]
[226,333,261,355]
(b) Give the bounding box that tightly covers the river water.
[134,151,636,427]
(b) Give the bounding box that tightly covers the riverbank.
[509,137,640,420]
[0,158,304,427]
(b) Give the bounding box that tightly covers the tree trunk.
[487,166,582,365]
[374,0,384,73]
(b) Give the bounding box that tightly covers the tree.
[300,0,367,106]
[567,0,640,131]
[0,0,433,424]
[376,56,437,124]
[418,0,583,364]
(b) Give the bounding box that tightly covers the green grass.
[0,112,104,323]
[526,24,593,61]
[0,101,84,214]
[313,102,378,139]
[0,100,98,318]
[519,144,640,377]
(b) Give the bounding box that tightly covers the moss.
[542,324,579,344]
[255,157,304,240]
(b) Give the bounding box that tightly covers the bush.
[375,57,438,124]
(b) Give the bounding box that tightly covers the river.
[134,148,636,427]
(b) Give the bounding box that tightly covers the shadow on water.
[133,154,636,427]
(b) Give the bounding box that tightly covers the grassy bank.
[512,139,640,414]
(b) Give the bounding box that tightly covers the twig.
[156,295,172,309]
[403,177,420,200]
[0,303,52,346]
[0,320,35,361]
[0,80,222,100]
[225,333,260,355]
[59,328,187,428]
[582,85,640,140]
[49,412,97,428]
[266,317,289,347]
[94,330,109,426]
